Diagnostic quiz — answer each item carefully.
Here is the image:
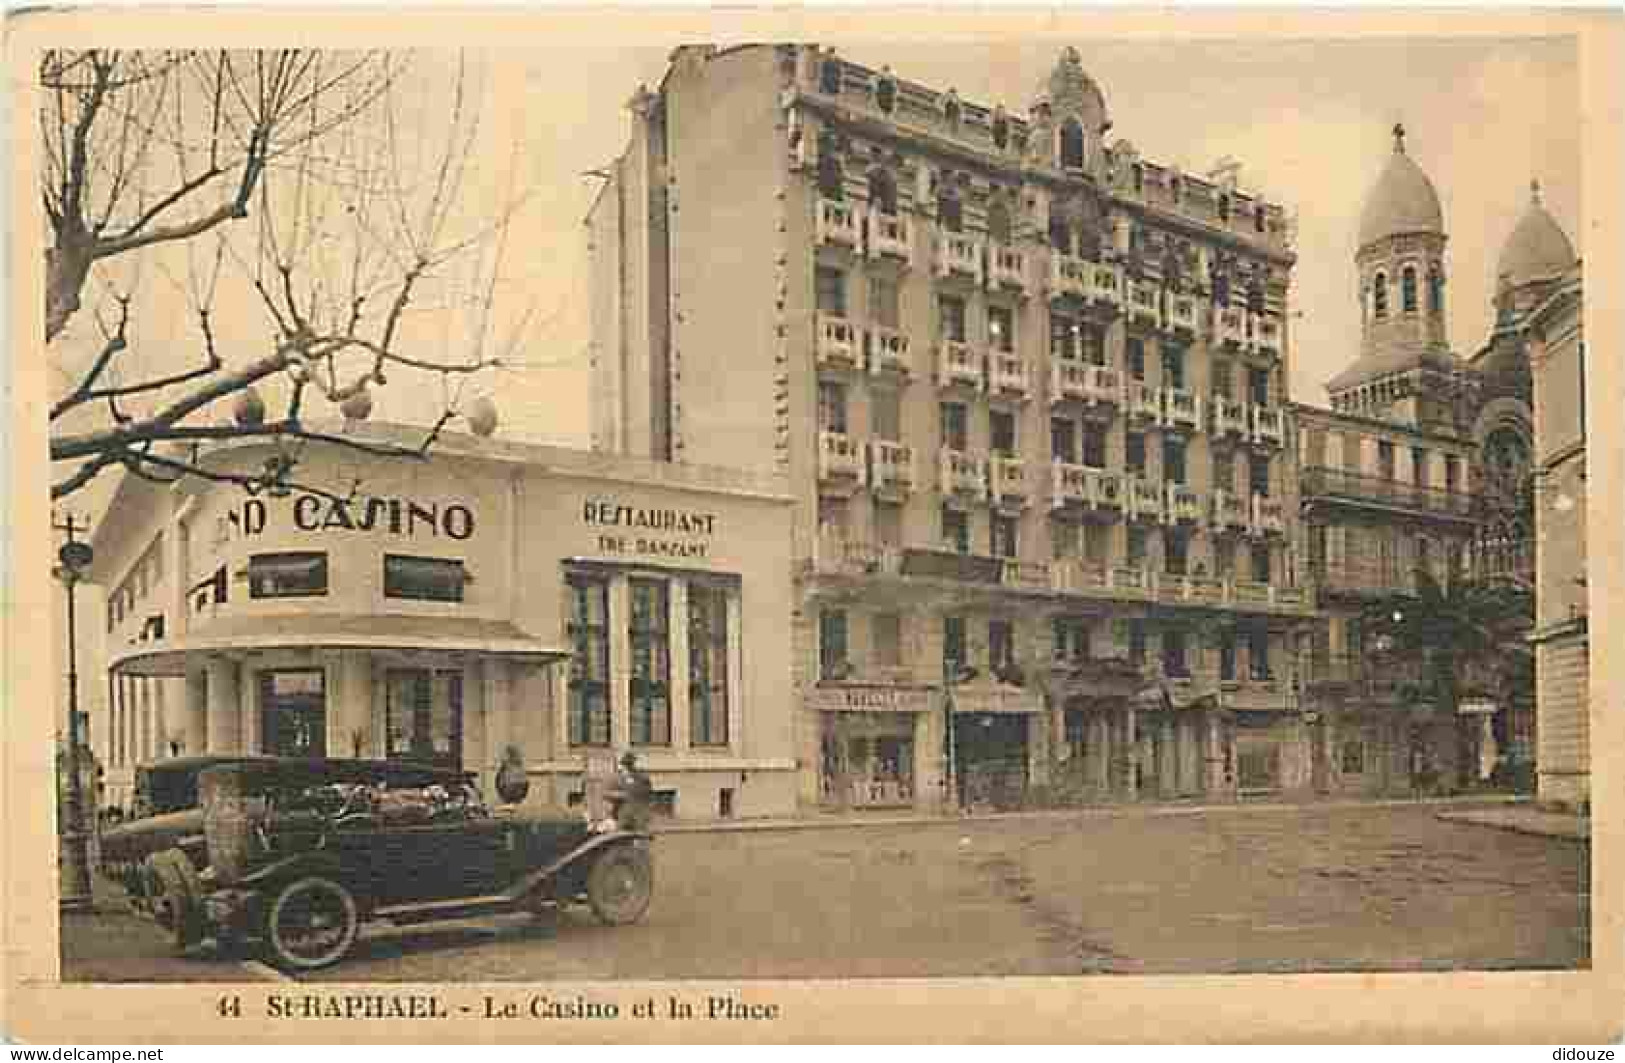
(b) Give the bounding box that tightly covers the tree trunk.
[46,242,94,344]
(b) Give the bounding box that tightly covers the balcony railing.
[811,533,902,577]
[1299,466,1476,519]
[1083,365,1122,407]
[1127,476,1163,521]
[817,199,861,248]
[989,244,1027,291]
[1086,263,1124,308]
[1126,380,1161,422]
[1251,494,1286,536]
[816,313,862,371]
[869,440,915,498]
[1164,387,1201,431]
[1165,483,1202,524]
[1127,280,1161,328]
[1050,464,1122,514]
[1049,254,1089,299]
[867,324,911,377]
[987,352,1032,399]
[1212,488,1250,529]
[1307,560,1421,597]
[936,340,984,391]
[1051,360,1089,404]
[989,454,1030,507]
[936,232,983,281]
[1304,653,1426,695]
[939,449,988,503]
[1255,315,1284,357]
[819,431,866,488]
[1215,306,1248,348]
[868,210,912,263]
[1167,294,1201,337]
[1212,395,1249,437]
[1251,404,1286,447]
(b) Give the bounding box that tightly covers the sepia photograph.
[4,7,1621,1044]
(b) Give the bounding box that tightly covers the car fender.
[237,851,353,893]
[510,830,653,901]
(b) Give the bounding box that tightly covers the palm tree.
[1358,567,1534,789]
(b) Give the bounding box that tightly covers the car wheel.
[264,876,359,971]
[585,845,652,926]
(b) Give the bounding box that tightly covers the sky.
[49,35,1581,462]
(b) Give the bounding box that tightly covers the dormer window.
[992,112,1010,150]
[1373,272,1389,318]
[1402,266,1418,312]
[819,59,841,95]
[875,75,897,115]
[1059,118,1086,169]
[868,169,897,216]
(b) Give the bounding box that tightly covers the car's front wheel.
[263,876,360,971]
[585,844,652,926]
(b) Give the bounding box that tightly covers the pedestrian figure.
[612,752,654,831]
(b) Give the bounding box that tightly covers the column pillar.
[184,668,208,756]
[1122,705,1139,799]
[1091,712,1110,797]
[204,657,241,753]
[609,576,632,752]
[1158,717,1176,798]
[669,580,691,754]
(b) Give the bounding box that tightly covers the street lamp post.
[55,513,96,913]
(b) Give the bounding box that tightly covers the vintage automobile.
[141,758,653,970]
[102,757,464,911]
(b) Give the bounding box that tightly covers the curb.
[655,793,1529,836]
[1434,810,1589,842]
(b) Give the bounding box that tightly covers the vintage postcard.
[3,5,1621,1044]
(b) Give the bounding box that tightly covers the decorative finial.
[1392,122,1407,153]
[1530,178,1543,204]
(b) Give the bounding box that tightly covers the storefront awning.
[109,614,570,677]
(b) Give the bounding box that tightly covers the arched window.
[1428,265,1444,314]
[816,138,843,201]
[1372,272,1389,318]
[1049,217,1071,255]
[1059,119,1085,169]
[987,201,1012,245]
[1402,266,1418,312]
[819,59,841,95]
[875,76,897,115]
[937,192,963,233]
[991,112,1010,150]
[868,169,897,216]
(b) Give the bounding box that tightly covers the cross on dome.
[1392,122,1407,153]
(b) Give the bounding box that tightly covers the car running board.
[374,894,523,925]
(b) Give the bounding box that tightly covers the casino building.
[87,423,798,820]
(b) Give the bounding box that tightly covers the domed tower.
[1327,124,1460,430]
[1026,46,1110,179]
[1494,179,1578,325]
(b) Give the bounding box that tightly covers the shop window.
[868,275,900,329]
[939,294,967,342]
[1162,628,1190,678]
[816,265,846,315]
[943,616,967,677]
[939,402,968,452]
[819,609,849,680]
[385,669,463,770]
[1051,417,1077,464]
[1126,433,1147,477]
[991,514,1018,559]
[872,612,903,669]
[566,573,612,747]
[1163,438,1187,485]
[938,192,963,233]
[988,305,1015,352]
[1402,266,1418,312]
[941,506,970,554]
[629,579,672,746]
[1341,741,1365,774]
[248,552,327,599]
[259,670,326,758]
[688,583,730,747]
[383,555,466,603]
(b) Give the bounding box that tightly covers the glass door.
[260,670,326,757]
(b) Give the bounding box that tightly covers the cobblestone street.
[65,802,1588,983]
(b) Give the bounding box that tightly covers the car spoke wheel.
[585,845,652,926]
[265,876,359,970]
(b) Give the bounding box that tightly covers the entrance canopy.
[110,614,570,677]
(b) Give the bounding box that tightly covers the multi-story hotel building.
[589,44,1316,812]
